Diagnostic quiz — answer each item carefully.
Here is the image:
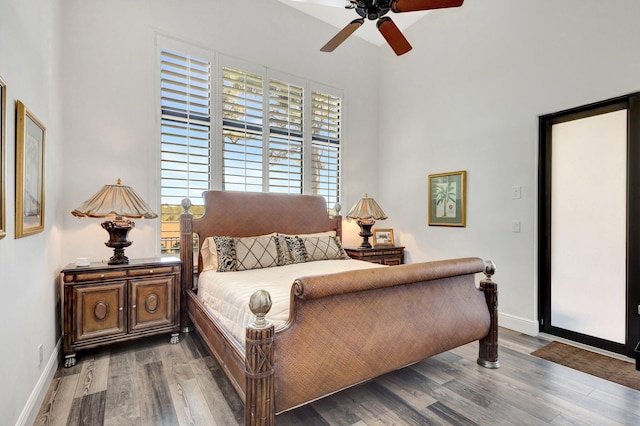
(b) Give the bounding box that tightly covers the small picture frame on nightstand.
[373,228,395,247]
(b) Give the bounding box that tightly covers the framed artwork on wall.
[15,100,46,238]
[0,76,6,239]
[373,228,395,247]
[428,170,466,227]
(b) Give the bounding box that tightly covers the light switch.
[512,221,521,233]
[512,186,521,199]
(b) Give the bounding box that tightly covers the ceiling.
[277,0,430,47]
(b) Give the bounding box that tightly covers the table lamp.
[71,179,158,265]
[346,194,388,249]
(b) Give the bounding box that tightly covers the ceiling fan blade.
[377,17,412,56]
[287,0,354,8]
[321,18,364,52]
[391,0,463,13]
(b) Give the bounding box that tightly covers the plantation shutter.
[160,49,211,253]
[221,67,264,192]
[311,91,342,213]
[268,79,304,193]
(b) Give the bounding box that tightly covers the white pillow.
[201,237,218,272]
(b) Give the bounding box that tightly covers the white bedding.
[197,259,384,345]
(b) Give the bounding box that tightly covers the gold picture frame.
[428,170,466,227]
[373,228,395,247]
[15,100,46,238]
[0,76,6,239]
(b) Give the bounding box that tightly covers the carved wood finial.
[334,203,342,215]
[249,290,272,329]
[181,198,192,213]
[484,260,496,280]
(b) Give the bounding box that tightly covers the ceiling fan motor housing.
[354,0,391,20]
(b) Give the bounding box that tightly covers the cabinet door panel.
[130,277,175,331]
[75,282,126,341]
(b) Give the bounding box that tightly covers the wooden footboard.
[243,257,499,425]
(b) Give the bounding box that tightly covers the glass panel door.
[550,110,627,344]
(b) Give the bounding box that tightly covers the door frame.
[538,92,640,358]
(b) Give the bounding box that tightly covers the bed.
[179,190,499,425]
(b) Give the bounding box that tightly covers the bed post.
[180,198,194,332]
[333,203,342,240]
[246,290,275,426]
[478,260,499,369]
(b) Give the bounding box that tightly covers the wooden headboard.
[180,191,342,274]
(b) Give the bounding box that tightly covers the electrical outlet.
[38,344,43,366]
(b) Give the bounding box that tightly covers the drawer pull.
[132,305,137,309]
[149,270,153,274]
[119,307,123,311]
[100,274,105,279]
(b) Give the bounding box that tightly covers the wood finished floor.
[35,328,640,426]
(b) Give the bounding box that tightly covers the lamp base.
[357,219,375,249]
[102,219,134,265]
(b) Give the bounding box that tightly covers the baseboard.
[16,337,61,426]
[499,312,539,336]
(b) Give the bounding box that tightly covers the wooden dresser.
[61,256,181,367]
[344,246,405,265]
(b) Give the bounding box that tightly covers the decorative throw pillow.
[303,236,349,261]
[213,236,236,272]
[280,231,336,239]
[234,235,279,271]
[200,237,219,272]
[276,235,308,265]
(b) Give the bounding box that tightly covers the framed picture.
[0,76,5,239]
[428,170,466,227]
[15,100,46,238]
[373,228,395,247]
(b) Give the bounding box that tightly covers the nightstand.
[345,246,405,266]
[61,256,181,367]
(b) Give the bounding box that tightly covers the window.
[159,42,342,253]
[269,79,304,194]
[160,50,211,253]
[222,67,264,192]
[311,91,341,213]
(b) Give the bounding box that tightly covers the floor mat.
[531,341,640,391]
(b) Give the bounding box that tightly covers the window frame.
[157,37,344,254]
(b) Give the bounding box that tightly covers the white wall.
[60,0,380,261]
[0,0,63,424]
[9,0,640,422]
[377,0,640,334]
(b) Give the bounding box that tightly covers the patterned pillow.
[276,235,308,265]
[234,235,279,271]
[213,236,236,272]
[303,236,349,261]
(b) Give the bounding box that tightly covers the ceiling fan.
[295,0,464,56]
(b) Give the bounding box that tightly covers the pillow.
[303,235,349,261]
[234,235,279,271]
[200,237,219,272]
[213,236,236,272]
[280,230,336,239]
[275,235,308,265]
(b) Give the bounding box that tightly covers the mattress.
[197,259,384,345]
